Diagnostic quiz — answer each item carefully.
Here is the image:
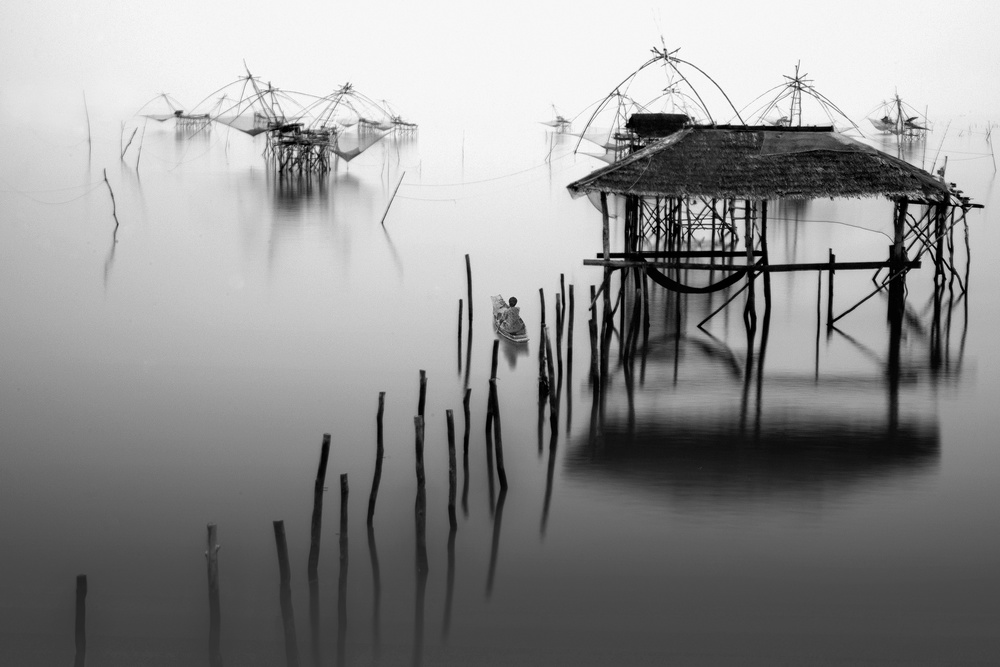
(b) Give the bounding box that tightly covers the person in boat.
[497,296,526,336]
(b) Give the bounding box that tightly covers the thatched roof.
[567,126,952,202]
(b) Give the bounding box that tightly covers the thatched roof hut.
[567,125,953,203]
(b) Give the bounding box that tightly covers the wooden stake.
[103,169,120,232]
[413,415,428,667]
[465,254,473,326]
[446,410,457,530]
[589,316,599,384]
[413,415,427,548]
[489,382,508,491]
[443,411,458,638]
[560,273,566,323]
[486,342,496,434]
[462,387,471,516]
[121,126,137,160]
[538,289,549,395]
[417,370,427,418]
[366,522,381,657]
[206,525,222,667]
[827,248,836,328]
[543,325,559,425]
[367,393,385,526]
[82,92,91,163]
[457,299,463,372]
[273,520,299,667]
[308,434,331,582]
[74,574,87,667]
[337,474,349,667]
[568,284,575,372]
[379,171,405,226]
[136,120,147,171]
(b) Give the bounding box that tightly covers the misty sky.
[2,0,998,128]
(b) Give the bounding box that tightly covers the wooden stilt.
[413,415,428,667]
[308,434,332,581]
[206,525,222,667]
[462,388,471,516]
[74,575,87,667]
[337,475,349,667]
[272,520,299,667]
[465,254,473,327]
[367,393,385,526]
[417,370,427,419]
[827,248,836,328]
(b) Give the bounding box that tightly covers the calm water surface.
[1,110,998,665]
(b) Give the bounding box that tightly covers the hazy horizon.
[3,0,999,130]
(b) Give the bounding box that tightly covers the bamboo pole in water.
[538,288,549,395]
[560,273,566,323]
[446,410,458,530]
[136,120,147,171]
[368,404,384,660]
[486,332,500,434]
[443,410,458,639]
[414,416,428,569]
[489,340,509,490]
[567,284,575,373]
[827,249,836,328]
[465,254,473,326]
[367,393,385,526]
[102,169,120,232]
[543,325,559,426]
[83,92,91,163]
[337,475,349,667]
[418,370,427,419]
[555,293,564,395]
[308,434,331,580]
[567,284,575,433]
[457,299,463,372]
[462,387,471,516]
[206,525,222,667]
[379,171,406,226]
[589,316,599,384]
[413,416,428,667]
[74,575,87,667]
[367,522,381,658]
[272,521,299,667]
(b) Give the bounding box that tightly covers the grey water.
[1,112,998,666]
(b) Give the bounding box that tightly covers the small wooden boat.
[491,295,529,343]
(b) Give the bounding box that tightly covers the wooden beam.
[583,259,921,272]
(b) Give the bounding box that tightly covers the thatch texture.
[567,126,951,202]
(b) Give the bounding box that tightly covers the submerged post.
[465,254,473,326]
[413,415,429,667]
[206,524,223,667]
[489,340,509,490]
[417,370,427,419]
[74,574,87,667]
[462,387,471,516]
[337,474,349,667]
[308,434,332,581]
[367,393,385,526]
[273,520,299,667]
[446,410,458,531]
[827,248,836,328]
[568,284,575,372]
